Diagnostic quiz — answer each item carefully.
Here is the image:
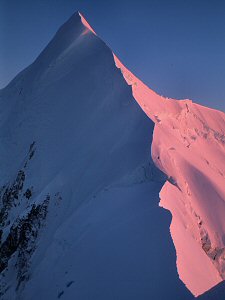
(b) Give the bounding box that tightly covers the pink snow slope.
[80,12,225,297]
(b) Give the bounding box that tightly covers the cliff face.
[0,11,224,300]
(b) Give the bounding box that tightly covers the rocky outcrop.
[0,143,50,296]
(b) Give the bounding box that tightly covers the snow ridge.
[111,29,225,297]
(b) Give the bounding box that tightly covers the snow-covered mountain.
[0,11,224,300]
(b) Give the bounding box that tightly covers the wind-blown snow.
[0,11,225,300]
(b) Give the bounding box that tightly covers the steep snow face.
[114,50,225,296]
[0,12,194,300]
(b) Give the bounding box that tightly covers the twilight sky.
[1,0,225,111]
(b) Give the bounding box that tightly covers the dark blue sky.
[1,0,225,111]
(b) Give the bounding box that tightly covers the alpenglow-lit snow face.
[113,37,225,297]
[0,11,225,300]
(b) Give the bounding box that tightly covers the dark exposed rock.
[24,189,32,200]
[196,213,225,279]
[0,170,25,227]
[0,195,50,289]
[28,141,36,161]
[0,142,36,228]
[16,196,50,289]
[0,141,51,295]
[58,291,64,298]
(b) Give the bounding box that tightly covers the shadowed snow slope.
[0,11,224,300]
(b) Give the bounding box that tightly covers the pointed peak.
[78,11,97,35]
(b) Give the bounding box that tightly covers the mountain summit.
[0,12,225,300]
